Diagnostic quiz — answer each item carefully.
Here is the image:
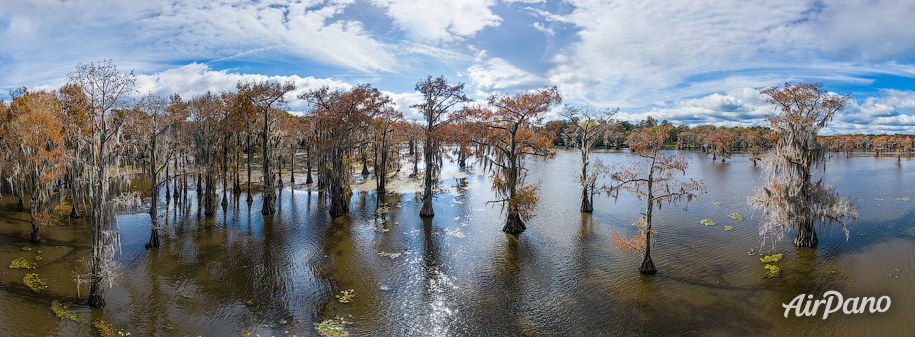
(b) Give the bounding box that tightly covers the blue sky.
[1,0,915,133]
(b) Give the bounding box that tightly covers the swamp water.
[0,150,913,336]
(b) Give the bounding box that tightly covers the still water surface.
[0,150,913,336]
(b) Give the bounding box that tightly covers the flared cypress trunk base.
[70,204,81,218]
[794,221,819,248]
[502,213,526,235]
[262,195,276,216]
[419,196,434,218]
[87,284,104,308]
[16,197,24,211]
[580,194,593,213]
[29,221,40,244]
[639,254,657,274]
[146,227,160,249]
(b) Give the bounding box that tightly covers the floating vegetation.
[379,285,391,291]
[712,201,721,205]
[724,226,734,231]
[23,273,47,292]
[314,317,350,337]
[896,197,910,201]
[700,219,716,226]
[759,253,783,263]
[51,300,78,322]
[335,289,356,303]
[9,257,36,269]
[21,246,33,251]
[35,256,43,261]
[747,248,756,256]
[92,319,129,337]
[856,231,865,236]
[179,292,193,299]
[728,213,743,221]
[377,251,401,259]
[444,228,465,238]
[764,264,781,278]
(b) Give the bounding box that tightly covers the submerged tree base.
[639,255,657,275]
[502,214,526,236]
[794,222,819,248]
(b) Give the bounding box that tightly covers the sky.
[1,0,915,134]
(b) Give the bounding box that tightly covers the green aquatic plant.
[700,219,716,226]
[712,201,721,205]
[728,213,743,221]
[92,319,128,337]
[9,257,36,269]
[897,197,910,201]
[335,289,356,303]
[759,253,783,263]
[21,246,33,251]
[377,251,401,259]
[764,264,781,278]
[444,227,465,238]
[51,300,78,322]
[724,226,734,231]
[179,292,193,299]
[23,273,47,292]
[314,317,350,337]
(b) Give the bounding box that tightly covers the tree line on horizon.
[0,60,863,306]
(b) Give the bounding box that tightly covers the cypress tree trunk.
[794,217,818,248]
[502,213,525,235]
[305,145,314,184]
[29,218,40,244]
[420,137,435,218]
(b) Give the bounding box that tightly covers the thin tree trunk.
[420,132,435,217]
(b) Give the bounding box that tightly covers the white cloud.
[467,57,545,95]
[0,0,396,89]
[535,0,915,108]
[372,0,501,42]
[136,63,352,112]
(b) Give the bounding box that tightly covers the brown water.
[1,150,913,336]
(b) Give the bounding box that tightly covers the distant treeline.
[545,116,915,160]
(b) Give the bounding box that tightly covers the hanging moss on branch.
[750,83,857,248]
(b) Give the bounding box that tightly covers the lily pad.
[700,219,716,226]
[9,257,36,269]
[764,264,781,278]
[51,300,78,322]
[444,228,465,238]
[728,213,743,221]
[759,253,783,263]
[23,273,47,292]
[314,317,350,337]
[335,289,356,303]
[724,225,733,231]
